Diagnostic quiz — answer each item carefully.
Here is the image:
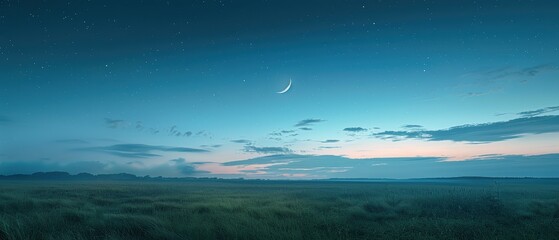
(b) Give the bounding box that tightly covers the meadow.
[0,179,558,240]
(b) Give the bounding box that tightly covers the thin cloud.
[222,154,307,166]
[402,124,423,129]
[104,118,125,128]
[135,121,144,131]
[466,65,559,81]
[231,139,251,144]
[321,139,340,143]
[105,119,205,138]
[518,106,559,118]
[169,126,198,137]
[244,146,292,154]
[294,119,324,127]
[270,130,298,136]
[457,64,558,98]
[77,143,209,158]
[490,64,559,80]
[200,144,222,148]
[299,127,312,131]
[318,146,341,149]
[374,115,559,143]
[109,152,161,158]
[190,161,214,165]
[343,127,368,132]
[463,92,488,97]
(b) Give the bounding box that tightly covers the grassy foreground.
[0,179,558,240]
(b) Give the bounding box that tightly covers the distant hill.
[0,171,238,182]
[1,172,558,182]
[0,172,163,181]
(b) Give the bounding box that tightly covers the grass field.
[0,179,558,239]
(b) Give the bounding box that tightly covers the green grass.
[0,179,558,239]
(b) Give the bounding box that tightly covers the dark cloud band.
[375,115,559,143]
[77,143,209,158]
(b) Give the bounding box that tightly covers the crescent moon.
[277,79,292,94]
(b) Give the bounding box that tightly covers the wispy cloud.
[104,118,125,128]
[108,152,161,158]
[222,154,307,166]
[489,64,559,80]
[518,106,559,118]
[269,130,298,137]
[104,119,206,137]
[231,139,252,144]
[457,64,559,98]
[402,124,423,129]
[299,127,312,131]
[465,64,559,81]
[294,119,324,127]
[343,127,368,132]
[374,115,559,143]
[244,146,292,154]
[169,126,198,137]
[190,161,213,165]
[200,144,222,148]
[317,146,340,149]
[77,143,210,158]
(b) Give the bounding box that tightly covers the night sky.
[1,0,558,178]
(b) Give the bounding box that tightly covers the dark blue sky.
[1,0,558,178]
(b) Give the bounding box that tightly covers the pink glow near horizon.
[311,133,559,161]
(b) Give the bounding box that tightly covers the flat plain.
[0,179,558,240]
